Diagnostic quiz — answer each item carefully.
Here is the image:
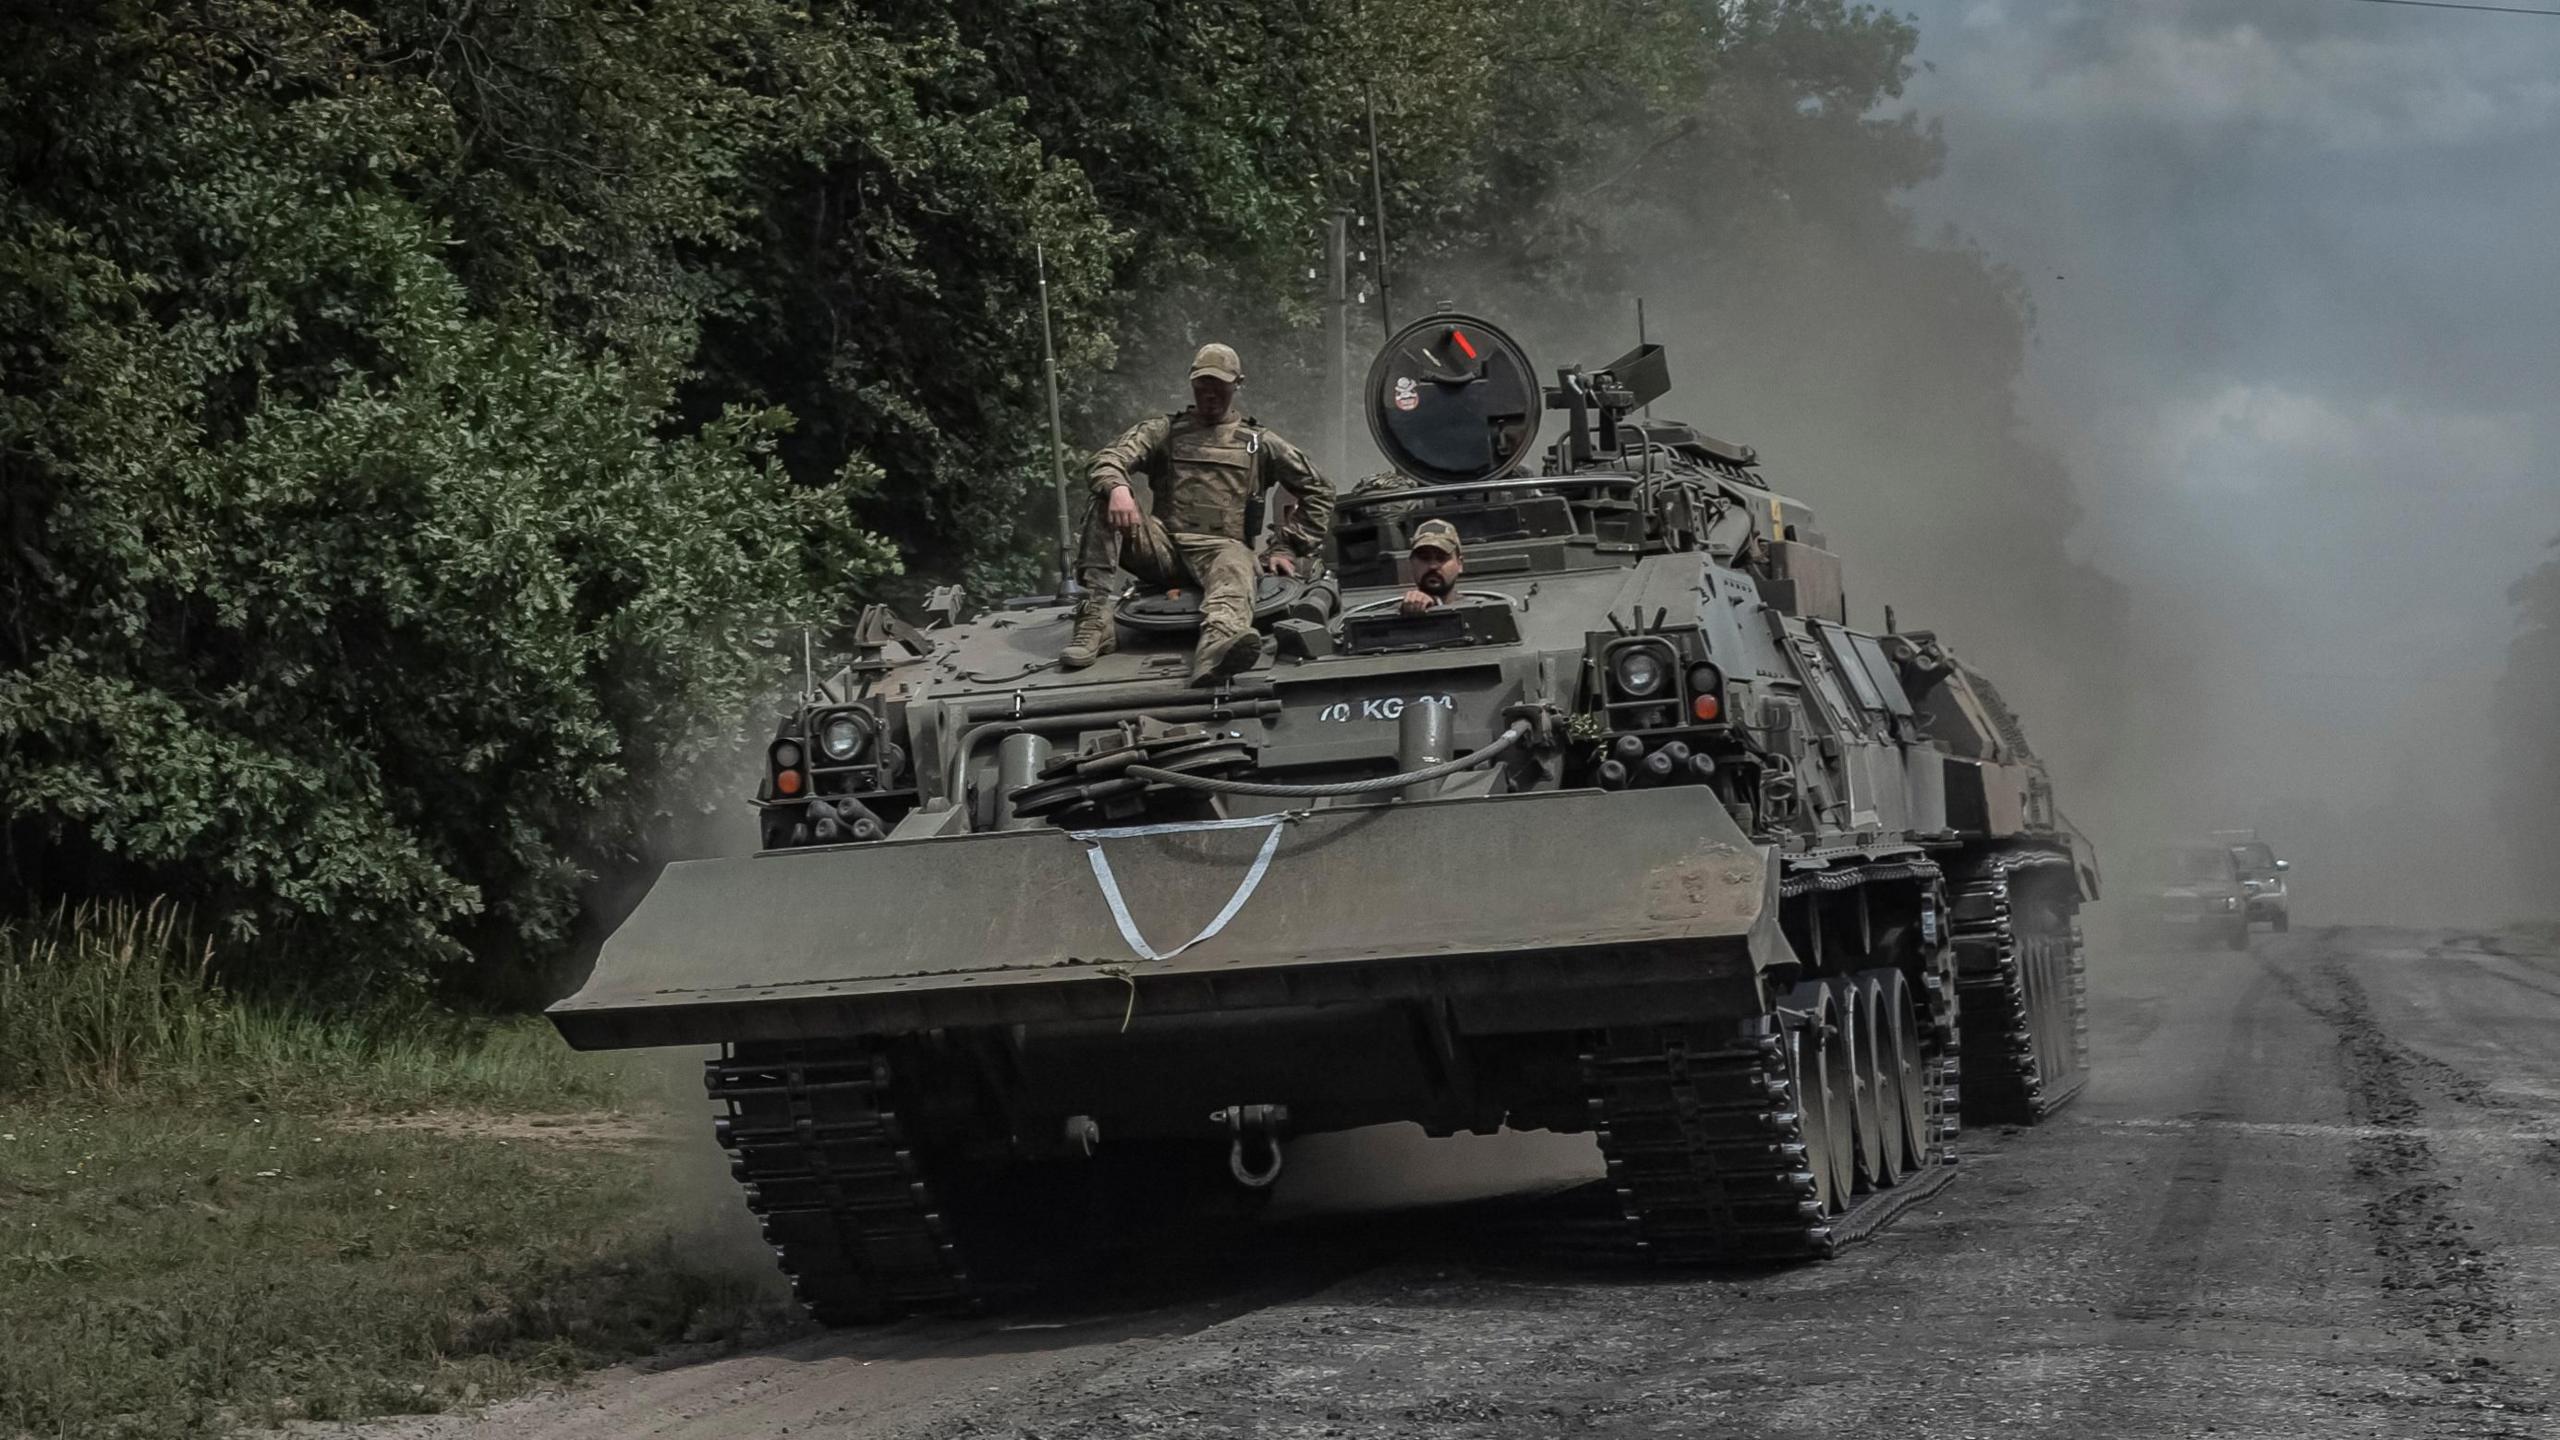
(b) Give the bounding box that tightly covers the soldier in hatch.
[1062,343,1336,684]
[1398,518,1465,615]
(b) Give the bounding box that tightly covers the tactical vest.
[1150,411,1265,541]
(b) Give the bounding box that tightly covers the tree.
[0,1,883,986]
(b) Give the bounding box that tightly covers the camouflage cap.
[1409,518,1462,557]
[1189,343,1243,383]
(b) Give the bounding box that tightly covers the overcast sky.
[1883,0,2559,912]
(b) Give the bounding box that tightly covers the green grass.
[0,902,628,1111]
[0,904,798,1438]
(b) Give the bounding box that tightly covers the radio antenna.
[1036,242,1078,599]
[1635,297,1652,423]
[1634,297,1658,517]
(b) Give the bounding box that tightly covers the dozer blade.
[548,785,1784,1049]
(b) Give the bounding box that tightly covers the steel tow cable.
[1122,719,1533,797]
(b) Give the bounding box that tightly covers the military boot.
[1060,602,1117,669]
[1189,626,1266,687]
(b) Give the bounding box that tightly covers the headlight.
[773,740,803,770]
[820,712,871,762]
[2221,896,2239,911]
[1613,648,1667,698]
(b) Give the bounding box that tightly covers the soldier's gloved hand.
[1399,587,1434,616]
[1105,484,1142,531]
[1259,551,1297,577]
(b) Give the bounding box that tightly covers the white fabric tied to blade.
[1068,813,1295,962]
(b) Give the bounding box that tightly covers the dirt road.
[362,927,2560,1439]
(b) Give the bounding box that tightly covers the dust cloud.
[2495,549,2560,909]
[566,732,785,1287]
[1879,1,2559,926]
[1215,6,2560,931]
[633,1045,797,1300]
[1430,218,2534,930]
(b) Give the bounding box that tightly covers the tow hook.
[1209,1103,1290,1189]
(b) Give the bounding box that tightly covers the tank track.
[1582,862,1963,1264]
[1582,1019,1833,1261]
[1950,850,2089,1124]
[705,1043,977,1323]
[1583,1012,1961,1264]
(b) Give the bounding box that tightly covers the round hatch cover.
[1364,313,1543,485]
[1115,573,1309,632]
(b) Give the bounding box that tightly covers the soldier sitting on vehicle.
[1399,519,1464,615]
[1062,343,1336,685]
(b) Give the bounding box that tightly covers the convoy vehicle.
[2214,829,2292,931]
[549,314,2100,1320]
[2136,843,2252,950]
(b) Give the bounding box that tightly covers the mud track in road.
[2305,960,2535,1423]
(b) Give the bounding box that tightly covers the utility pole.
[1325,212,1350,482]
[1365,88,1394,335]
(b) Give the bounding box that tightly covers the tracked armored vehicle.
[551,314,2099,1321]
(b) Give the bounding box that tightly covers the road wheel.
[1861,972,1915,1186]
[1784,982,1852,1217]
[1835,977,1887,1194]
[2225,916,2251,951]
[2272,909,2290,933]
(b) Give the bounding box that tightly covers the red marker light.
[1451,329,1479,360]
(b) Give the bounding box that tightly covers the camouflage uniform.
[1068,344,1335,677]
[1346,470,1427,523]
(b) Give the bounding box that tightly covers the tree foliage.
[0,0,897,983]
[1,0,2078,988]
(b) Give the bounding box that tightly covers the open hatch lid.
[1364,313,1544,485]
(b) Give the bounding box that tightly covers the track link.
[1583,1014,1962,1263]
[1583,850,1967,1268]
[1951,850,2089,1124]
[706,1043,976,1323]
[1583,1019,1835,1262]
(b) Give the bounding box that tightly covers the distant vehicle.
[2213,829,2291,932]
[2136,844,2251,951]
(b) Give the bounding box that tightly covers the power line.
[2345,0,2560,16]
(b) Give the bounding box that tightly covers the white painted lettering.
[1320,693,1470,723]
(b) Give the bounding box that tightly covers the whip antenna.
[1636,297,1651,423]
[1037,243,1077,598]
